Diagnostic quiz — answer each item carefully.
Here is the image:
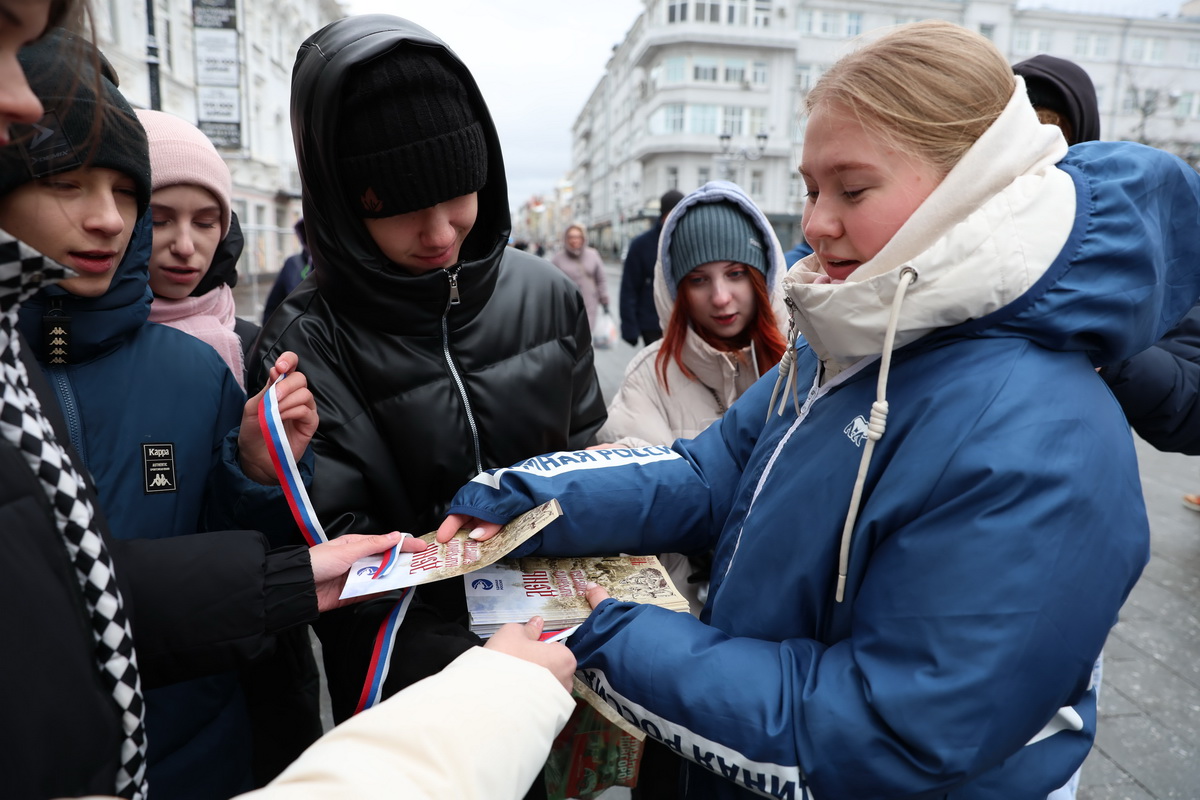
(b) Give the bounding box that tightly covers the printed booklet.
[339,499,562,600]
[465,554,690,638]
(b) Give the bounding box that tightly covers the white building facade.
[89,0,343,297]
[572,0,1200,254]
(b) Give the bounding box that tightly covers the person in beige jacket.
[599,181,788,451]
[75,618,576,800]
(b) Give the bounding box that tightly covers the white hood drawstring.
[835,266,917,602]
[767,297,802,420]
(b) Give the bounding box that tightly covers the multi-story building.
[572,0,1200,254]
[88,0,343,304]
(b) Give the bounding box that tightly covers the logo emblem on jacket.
[142,443,178,494]
[844,416,870,447]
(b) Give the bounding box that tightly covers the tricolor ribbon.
[258,374,409,712]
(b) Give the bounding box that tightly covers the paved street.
[239,257,1200,798]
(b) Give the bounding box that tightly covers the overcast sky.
[344,0,1189,211]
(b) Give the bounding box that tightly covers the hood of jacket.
[190,210,243,297]
[783,77,1200,381]
[1013,54,1100,144]
[290,15,510,332]
[652,180,788,387]
[17,211,153,365]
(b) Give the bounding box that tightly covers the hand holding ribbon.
[240,352,318,485]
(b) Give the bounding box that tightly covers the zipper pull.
[447,268,461,307]
[43,297,71,365]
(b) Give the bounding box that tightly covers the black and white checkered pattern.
[0,232,148,799]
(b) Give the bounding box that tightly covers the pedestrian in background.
[552,221,609,330]
[619,188,682,347]
[262,218,311,326]
[250,13,606,731]
[439,20,1200,799]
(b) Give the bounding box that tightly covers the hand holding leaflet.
[339,499,563,600]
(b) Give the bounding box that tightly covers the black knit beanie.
[338,46,487,217]
[0,30,151,217]
[668,200,768,287]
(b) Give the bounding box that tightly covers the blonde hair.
[806,20,1014,177]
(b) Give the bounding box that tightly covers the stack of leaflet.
[465,554,690,638]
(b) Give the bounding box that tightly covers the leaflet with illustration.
[465,554,690,638]
[339,499,562,600]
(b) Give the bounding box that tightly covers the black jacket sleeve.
[109,534,318,688]
[1102,301,1200,455]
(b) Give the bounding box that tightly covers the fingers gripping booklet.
[465,554,691,638]
[339,499,563,600]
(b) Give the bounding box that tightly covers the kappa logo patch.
[142,443,178,493]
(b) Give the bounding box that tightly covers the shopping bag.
[544,678,645,799]
[592,310,618,350]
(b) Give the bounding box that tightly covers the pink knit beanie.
[136,109,232,239]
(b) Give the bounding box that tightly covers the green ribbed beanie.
[668,200,767,286]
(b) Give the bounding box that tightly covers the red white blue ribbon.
[258,375,408,712]
[258,375,327,548]
[354,589,415,713]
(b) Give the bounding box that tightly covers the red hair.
[655,267,787,392]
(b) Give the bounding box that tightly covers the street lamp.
[717,129,769,181]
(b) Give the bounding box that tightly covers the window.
[819,11,837,36]
[795,63,822,93]
[668,1,688,22]
[727,0,748,25]
[664,56,685,83]
[723,106,744,135]
[1075,33,1090,59]
[752,61,768,85]
[694,58,719,82]
[1036,30,1052,53]
[979,23,995,41]
[1014,28,1033,55]
[698,166,711,186]
[846,12,862,36]
[696,1,720,22]
[749,108,767,137]
[1190,40,1200,66]
[1129,37,1146,63]
[895,14,921,25]
[1094,35,1110,59]
[666,166,679,190]
[1175,92,1196,119]
[691,104,719,134]
[1150,38,1166,63]
[750,170,764,198]
[795,9,811,34]
[1121,86,1139,113]
[725,59,746,84]
[753,0,771,27]
[664,103,685,132]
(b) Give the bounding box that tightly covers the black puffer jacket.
[249,15,606,720]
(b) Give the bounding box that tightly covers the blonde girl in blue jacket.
[438,20,1200,800]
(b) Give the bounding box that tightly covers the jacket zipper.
[47,367,85,467]
[441,267,483,475]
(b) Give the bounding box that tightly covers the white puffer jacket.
[599,181,789,448]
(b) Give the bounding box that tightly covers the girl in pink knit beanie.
[136,109,250,388]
